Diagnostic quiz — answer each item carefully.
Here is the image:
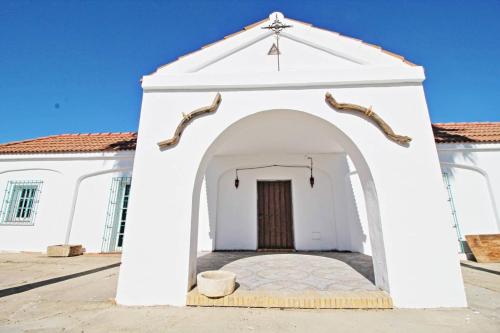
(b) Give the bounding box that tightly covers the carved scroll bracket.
[157,93,222,149]
[324,92,412,145]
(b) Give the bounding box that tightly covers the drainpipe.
[440,162,500,231]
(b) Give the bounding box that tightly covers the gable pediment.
[153,12,416,76]
[195,33,362,73]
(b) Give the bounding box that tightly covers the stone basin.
[197,270,236,298]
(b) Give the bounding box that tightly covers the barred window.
[0,181,43,225]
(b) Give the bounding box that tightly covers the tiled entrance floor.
[188,251,392,309]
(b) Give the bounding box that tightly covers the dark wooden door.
[257,181,294,250]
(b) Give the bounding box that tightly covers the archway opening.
[189,109,389,296]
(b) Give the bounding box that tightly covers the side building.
[0,133,136,253]
[433,122,500,253]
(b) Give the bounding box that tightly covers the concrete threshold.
[187,288,393,309]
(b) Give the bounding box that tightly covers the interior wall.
[347,166,372,255]
[197,153,370,252]
[197,177,212,251]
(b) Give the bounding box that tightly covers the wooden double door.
[257,181,294,250]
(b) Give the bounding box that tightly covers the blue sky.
[1,0,499,143]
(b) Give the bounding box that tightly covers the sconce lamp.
[234,158,315,189]
[308,157,314,188]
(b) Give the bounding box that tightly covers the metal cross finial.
[262,14,292,71]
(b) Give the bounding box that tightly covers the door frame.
[114,182,131,251]
[256,179,295,250]
[102,177,132,253]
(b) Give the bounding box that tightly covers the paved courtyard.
[197,251,377,292]
[189,252,387,308]
[0,252,499,332]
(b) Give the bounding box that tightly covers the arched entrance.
[117,89,466,308]
[189,109,389,293]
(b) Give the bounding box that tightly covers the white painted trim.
[280,32,367,65]
[142,66,425,91]
[190,31,367,72]
[436,143,500,152]
[0,151,135,162]
[189,32,274,73]
[0,168,63,175]
[440,162,500,230]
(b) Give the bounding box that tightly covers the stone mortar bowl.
[197,270,236,298]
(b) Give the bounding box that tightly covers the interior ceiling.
[211,110,345,156]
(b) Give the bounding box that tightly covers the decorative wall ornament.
[267,43,280,55]
[324,92,412,145]
[261,14,292,71]
[157,93,222,149]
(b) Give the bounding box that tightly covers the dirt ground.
[0,253,499,333]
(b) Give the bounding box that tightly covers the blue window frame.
[0,181,43,225]
[102,177,131,252]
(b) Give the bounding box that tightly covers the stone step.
[187,288,393,309]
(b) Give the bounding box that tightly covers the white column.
[116,146,201,305]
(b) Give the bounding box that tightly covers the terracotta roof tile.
[0,132,137,155]
[433,122,500,144]
[0,122,498,155]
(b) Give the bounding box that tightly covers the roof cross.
[262,13,292,71]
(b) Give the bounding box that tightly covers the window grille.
[442,172,464,253]
[0,180,43,225]
[102,177,131,252]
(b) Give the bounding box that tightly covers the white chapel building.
[1,13,499,308]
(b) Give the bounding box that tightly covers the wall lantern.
[234,173,240,189]
[308,156,315,188]
[234,157,315,189]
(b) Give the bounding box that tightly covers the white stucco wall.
[197,153,368,252]
[197,34,360,74]
[0,152,134,252]
[346,157,372,255]
[0,169,69,251]
[437,143,500,241]
[2,141,497,257]
[69,170,133,252]
[117,83,467,308]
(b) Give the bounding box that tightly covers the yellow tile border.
[187,288,393,309]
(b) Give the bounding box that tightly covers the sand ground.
[0,252,499,333]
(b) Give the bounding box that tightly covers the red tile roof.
[0,122,498,154]
[432,122,500,144]
[0,132,137,154]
